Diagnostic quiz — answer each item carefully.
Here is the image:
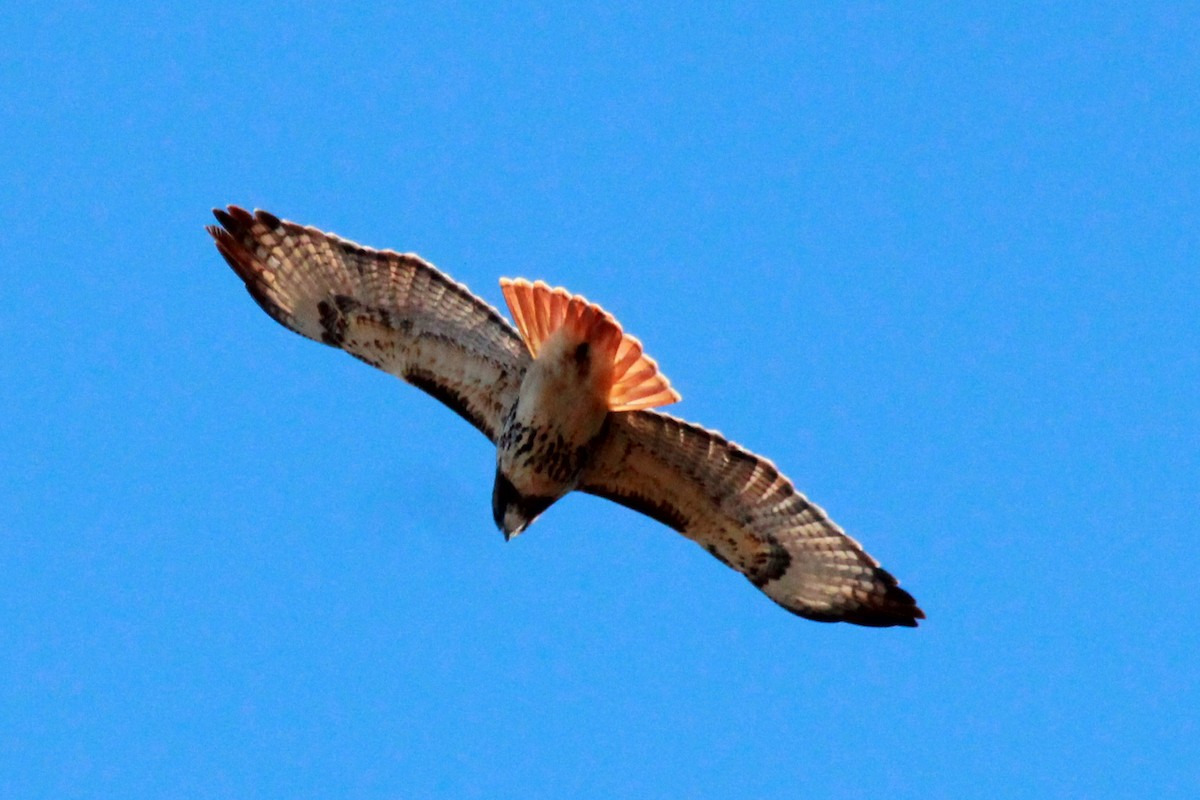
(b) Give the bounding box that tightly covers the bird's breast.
[496,330,612,497]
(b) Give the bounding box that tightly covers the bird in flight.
[208,206,923,627]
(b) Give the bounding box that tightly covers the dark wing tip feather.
[212,204,254,230]
[211,206,235,229]
[838,566,924,628]
[872,567,925,627]
[582,410,926,630]
[255,208,282,229]
[803,569,924,628]
[206,207,289,324]
[846,586,924,628]
[789,587,924,628]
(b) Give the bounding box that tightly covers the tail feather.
[613,338,644,374]
[499,278,681,411]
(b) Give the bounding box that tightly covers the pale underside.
[209,206,923,627]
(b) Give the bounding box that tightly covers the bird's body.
[491,279,673,536]
[209,206,924,627]
[493,325,612,535]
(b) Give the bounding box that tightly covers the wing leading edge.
[208,206,529,440]
[581,410,923,627]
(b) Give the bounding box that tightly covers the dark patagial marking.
[705,544,733,568]
[406,368,490,434]
[582,487,689,533]
[349,353,384,369]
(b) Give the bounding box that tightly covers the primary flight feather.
[208,206,923,628]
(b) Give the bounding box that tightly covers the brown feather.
[580,410,923,627]
[209,206,529,441]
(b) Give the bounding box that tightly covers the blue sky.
[2,2,1197,797]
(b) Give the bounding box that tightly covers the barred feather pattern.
[499,278,681,411]
[208,206,529,440]
[581,411,924,627]
[210,206,922,627]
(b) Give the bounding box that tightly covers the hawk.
[208,206,924,627]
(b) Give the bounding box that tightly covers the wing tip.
[790,599,925,628]
[206,205,291,323]
[844,568,924,628]
[773,568,925,628]
[210,204,282,227]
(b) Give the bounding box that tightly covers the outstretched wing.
[208,206,529,440]
[580,411,923,627]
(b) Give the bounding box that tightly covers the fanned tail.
[499,278,681,411]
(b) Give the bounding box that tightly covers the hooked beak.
[492,469,553,541]
[501,520,527,543]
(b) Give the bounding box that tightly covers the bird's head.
[492,469,556,541]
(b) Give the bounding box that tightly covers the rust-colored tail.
[499,278,681,411]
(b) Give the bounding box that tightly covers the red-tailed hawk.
[208,206,924,627]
